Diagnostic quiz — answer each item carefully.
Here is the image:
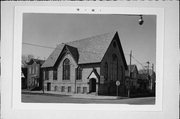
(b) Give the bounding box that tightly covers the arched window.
[104,62,108,80]
[63,58,70,80]
[76,67,82,80]
[112,54,118,81]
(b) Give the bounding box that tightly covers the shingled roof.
[42,31,127,68]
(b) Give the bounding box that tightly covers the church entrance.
[89,78,96,93]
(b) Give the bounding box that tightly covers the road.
[22,94,155,105]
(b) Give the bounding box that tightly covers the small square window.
[83,87,87,94]
[77,87,81,94]
[68,86,71,93]
[61,86,65,92]
[54,86,58,91]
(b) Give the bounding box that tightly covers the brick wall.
[43,53,100,94]
[99,37,126,96]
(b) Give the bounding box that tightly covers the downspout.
[74,68,77,93]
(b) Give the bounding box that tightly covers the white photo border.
[13,6,164,111]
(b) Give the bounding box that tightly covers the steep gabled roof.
[66,31,116,64]
[42,44,65,68]
[87,68,100,79]
[128,64,138,73]
[65,45,79,63]
[42,31,127,68]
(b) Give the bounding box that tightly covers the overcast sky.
[22,13,156,70]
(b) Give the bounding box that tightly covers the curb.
[22,91,69,97]
[22,91,128,100]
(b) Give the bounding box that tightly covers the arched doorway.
[89,78,96,93]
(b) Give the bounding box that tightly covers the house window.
[76,67,82,80]
[68,86,71,93]
[63,58,70,80]
[83,87,87,94]
[61,86,65,92]
[53,69,57,80]
[77,87,81,93]
[45,70,49,80]
[104,62,108,80]
[32,67,35,74]
[29,67,31,74]
[36,66,38,74]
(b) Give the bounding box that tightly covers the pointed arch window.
[112,54,118,81]
[63,58,70,80]
[76,67,82,80]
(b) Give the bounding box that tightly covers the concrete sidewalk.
[22,90,126,100]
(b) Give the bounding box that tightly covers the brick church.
[42,31,128,96]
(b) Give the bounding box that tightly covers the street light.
[125,14,144,25]
[139,15,144,25]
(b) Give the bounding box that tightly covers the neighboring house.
[21,67,27,89]
[137,73,149,91]
[27,59,45,90]
[42,31,128,96]
[149,69,156,94]
[138,69,156,93]
[125,65,139,89]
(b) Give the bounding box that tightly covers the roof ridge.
[55,31,117,50]
[78,49,102,54]
[66,31,117,45]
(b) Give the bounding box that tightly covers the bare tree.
[22,54,34,67]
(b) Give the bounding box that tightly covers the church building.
[41,31,128,96]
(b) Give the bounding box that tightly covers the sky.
[22,13,156,70]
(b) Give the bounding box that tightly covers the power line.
[22,42,56,49]
[22,42,151,71]
[131,55,147,70]
[124,53,147,70]
[22,42,104,55]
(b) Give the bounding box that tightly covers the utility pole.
[147,61,150,75]
[151,64,154,90]
[42,70,44,94]
[128,50,132,98]
[146,61,150,90]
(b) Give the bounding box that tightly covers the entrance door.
[90,78,96,92]
[47,83,51,91]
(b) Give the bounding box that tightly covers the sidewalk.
[22,90,127,100]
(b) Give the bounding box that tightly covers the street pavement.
[22,93,155,104]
